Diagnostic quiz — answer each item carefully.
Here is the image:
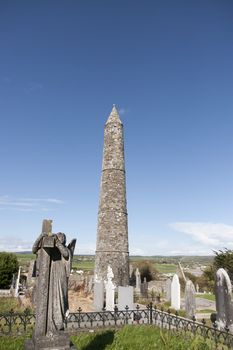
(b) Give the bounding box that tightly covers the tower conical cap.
[106,105,122,125]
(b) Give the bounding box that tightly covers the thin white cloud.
[0,237,33,252]
[0,196,64,212]
[169,222,233,247]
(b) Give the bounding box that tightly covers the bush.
[132,260,158,283]
[0,252,19,289]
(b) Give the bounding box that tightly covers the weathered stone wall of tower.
[95,107,129,287]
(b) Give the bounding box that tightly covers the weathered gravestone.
[118,286,134,310]
[215,268,233,332]
[140,277,148,298]
[165,278,171,301]
[25,219,76,350]
[105,266,115,311]
[185,280,196,318]
[93,280,104,311]
[135,268,141,292]
[171,274,180,310]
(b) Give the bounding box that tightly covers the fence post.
[149,302,153,325]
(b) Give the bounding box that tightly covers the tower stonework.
[95,106,129,287]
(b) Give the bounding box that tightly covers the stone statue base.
[24,332,77,350]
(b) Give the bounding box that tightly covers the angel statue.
[32,223,76,335]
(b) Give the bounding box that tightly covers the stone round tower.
[95,105,129,286]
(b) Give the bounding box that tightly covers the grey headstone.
[185,280,196,318]
[135,268,141,292]
[165,278,171,301]
[93,281,104,311]
[215,268,233,331]
[140,280,148,298]
[118,286,134,310]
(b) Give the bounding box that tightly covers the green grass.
[0,326,226,350]
[15,253,35,269]
[0,297,22,313]
[154,263,177,274]
[196,293,215,301]
[72,259,95,271]
[0,335,27,350]
[198,309,214,313]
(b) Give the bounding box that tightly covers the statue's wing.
[68,239,76,257]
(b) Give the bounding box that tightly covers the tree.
[133,261,159,282]
[0,252,19,289]
[196,265,215,292]
[194,249,233,293]
[213,248,233,282]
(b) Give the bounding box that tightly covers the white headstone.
[105,266,115,311]
[171,273,180,310]
[215,268,233,331]
[185,280,196,318]
[129,264,133,278]
[93,281,104,311]
[118,286,134,310]
[135,268,141,292]
[14,266,21,298]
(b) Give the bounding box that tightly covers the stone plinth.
[24,332,77,350]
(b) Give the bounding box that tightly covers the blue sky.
[0,0,232,255]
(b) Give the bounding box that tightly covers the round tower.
[95,106,129,286]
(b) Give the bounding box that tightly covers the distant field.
[16,253,35,270]
[72,257,94,271]
[15,253,212,274]
[154,263,177,274]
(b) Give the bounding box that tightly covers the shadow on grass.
[82,330,115,350]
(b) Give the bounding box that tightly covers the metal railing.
[1,304,233,348]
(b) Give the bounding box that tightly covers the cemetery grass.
[196,293,215,301]
[71,325,221,350]
[0,326,227,350]
[0,297,22,313]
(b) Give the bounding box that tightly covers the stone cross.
[105,266,115,311]
[171,274,180,310]
[25,219,77,350]
[215,268,233,332]
[185,280,196,318]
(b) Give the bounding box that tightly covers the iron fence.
[1,304,233,348]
